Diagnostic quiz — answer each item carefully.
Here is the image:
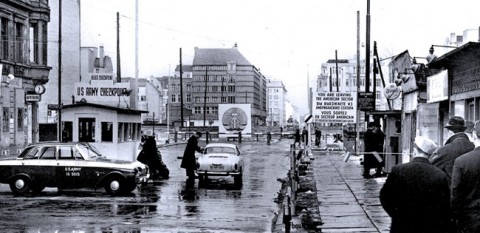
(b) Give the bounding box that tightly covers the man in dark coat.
[180,132,203,180]
[451,120,480,232]
[430,116,475,187]
[315,127,322,147]
[301,126,308,145]
[380,136,452,233]
[363,122,385,178]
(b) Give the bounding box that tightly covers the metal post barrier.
[206,131,210,144]
[267,132,271,145]
[238,131,242,143]
[174,131,178,143]
[283,191,292,233]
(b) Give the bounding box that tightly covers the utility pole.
[57,0,62,142]
[335,50,339,92]
[116,12,121,82]
[356,10,361,156]
[204,67,208,127]
[365,0,371,93]
[133,0,139,110]
[179,48,184,126]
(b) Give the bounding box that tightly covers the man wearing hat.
[380,136,452,233]
[363,122,385,178]
[181,132,204,180]
[451,120,480,232]
[430,116,474,187]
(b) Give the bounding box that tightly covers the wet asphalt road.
[0,140,292,233]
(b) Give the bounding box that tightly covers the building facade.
[266,79,287,127]
[0,0,52,152]
[190,46,268,127]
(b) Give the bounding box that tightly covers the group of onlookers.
[379,116,480,233]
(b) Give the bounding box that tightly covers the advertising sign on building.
[427,69,448,103]
[312,92,357,126]
[218,104,252,138]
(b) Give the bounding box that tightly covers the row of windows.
[0,17,47,64]
[170,84,191,92]
[193,75,236,83]
[192,85,236,92]
[319,78,383,88]
[1,107,25,133]
[62,120,141,143]
[193,106,219,114]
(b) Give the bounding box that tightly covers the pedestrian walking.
[363,122,385,178]
[430,116,474,187]
[294,128,301,147]
[301,126,308,144]
[451,120,480,232]
[180,132,204,180]
[315,127,322,147]
[380,136,452,233]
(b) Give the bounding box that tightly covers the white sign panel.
[312,92,357,125]
[74,82,131,104]
[86,73,115,84]
[218,104,252,138]
[427,69,448,103]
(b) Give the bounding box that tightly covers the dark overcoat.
[363,129,385,167]
[430,133,474,186]
[451,147,480,232]
[380,157,452,233]
[180,135,202,170]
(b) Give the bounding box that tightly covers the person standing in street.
[301,126,308,145]
[363,122,385,178]
[293,128,301,147]
[315,127,322,147]
[180,132,204,180]
[430,116,475,187]
[451,120,480,232]
[380,136,452,233]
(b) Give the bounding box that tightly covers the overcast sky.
[80,0,480,114]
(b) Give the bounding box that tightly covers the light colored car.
[196,143,243,185]
[0,142,149,196]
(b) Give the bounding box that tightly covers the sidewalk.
[311,148,391,232]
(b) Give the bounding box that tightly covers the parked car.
[0,142,149,196]
[196,143,243,185]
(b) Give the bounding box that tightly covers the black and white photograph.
[0,0,480,232]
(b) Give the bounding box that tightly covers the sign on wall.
[312,92,357,125]
[427,69,448,103]
[218,104,251,137]
[74,82,131,104]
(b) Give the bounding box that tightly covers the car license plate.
[210,164,224,170]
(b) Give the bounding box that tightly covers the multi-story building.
[190,46,268,127]
[266,79,287,127]
[157,69,193,127]
[0,0,52,151]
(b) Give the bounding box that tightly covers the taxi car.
[196,143,243,185]
[0,142,148,196]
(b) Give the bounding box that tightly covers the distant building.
[267,79,287,127]
[189,46,268,127]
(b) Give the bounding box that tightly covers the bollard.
[267,132,271,145]
[206,131,210,144]
[283,195,292,233]
[174,131,178,143]
[238,131,242,143]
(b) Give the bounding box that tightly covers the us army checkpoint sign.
[312,91,357,126]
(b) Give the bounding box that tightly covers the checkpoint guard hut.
[61,102,147,162]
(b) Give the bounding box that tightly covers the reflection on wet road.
[0,141,291,233]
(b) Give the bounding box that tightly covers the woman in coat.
[180,132,203,180]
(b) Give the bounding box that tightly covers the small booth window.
[79,118,95,142]
[62,121,73,142]
[101,122,113,142]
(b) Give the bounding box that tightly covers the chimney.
[99,45,105,67]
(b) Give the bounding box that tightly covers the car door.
[19,146,58,187]
[56,145,87,188]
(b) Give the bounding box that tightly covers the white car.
[196,143,243,185]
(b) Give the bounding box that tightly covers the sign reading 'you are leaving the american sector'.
[312,92,357,125]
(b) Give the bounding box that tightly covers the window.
[140,95,146,101]
[62,121,73,142]
[1,18,8,60]
[228,96,235,103]
[59,146,75,160]
[212,86,218,92]
[15,22,24,63]
[186,94,191,102]
[2,107,8,132]
[194,107,202,114]
[101,122,113,142]
[29,23,38,63]
[39,147,56,160]
[23,147,41,159]
[79,118,95,142]
[16,108,24,131]
[171,94,176,102]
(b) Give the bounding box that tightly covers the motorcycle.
[137,135,170,179]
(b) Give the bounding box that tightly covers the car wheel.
[10,176,31,195]
[104,176,125,195]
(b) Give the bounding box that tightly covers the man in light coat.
[430,116,475,187]
[380,136,452,233]
[451,120,480,232]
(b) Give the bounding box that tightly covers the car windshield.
[206,146,236,155]
[77,144,102,160]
